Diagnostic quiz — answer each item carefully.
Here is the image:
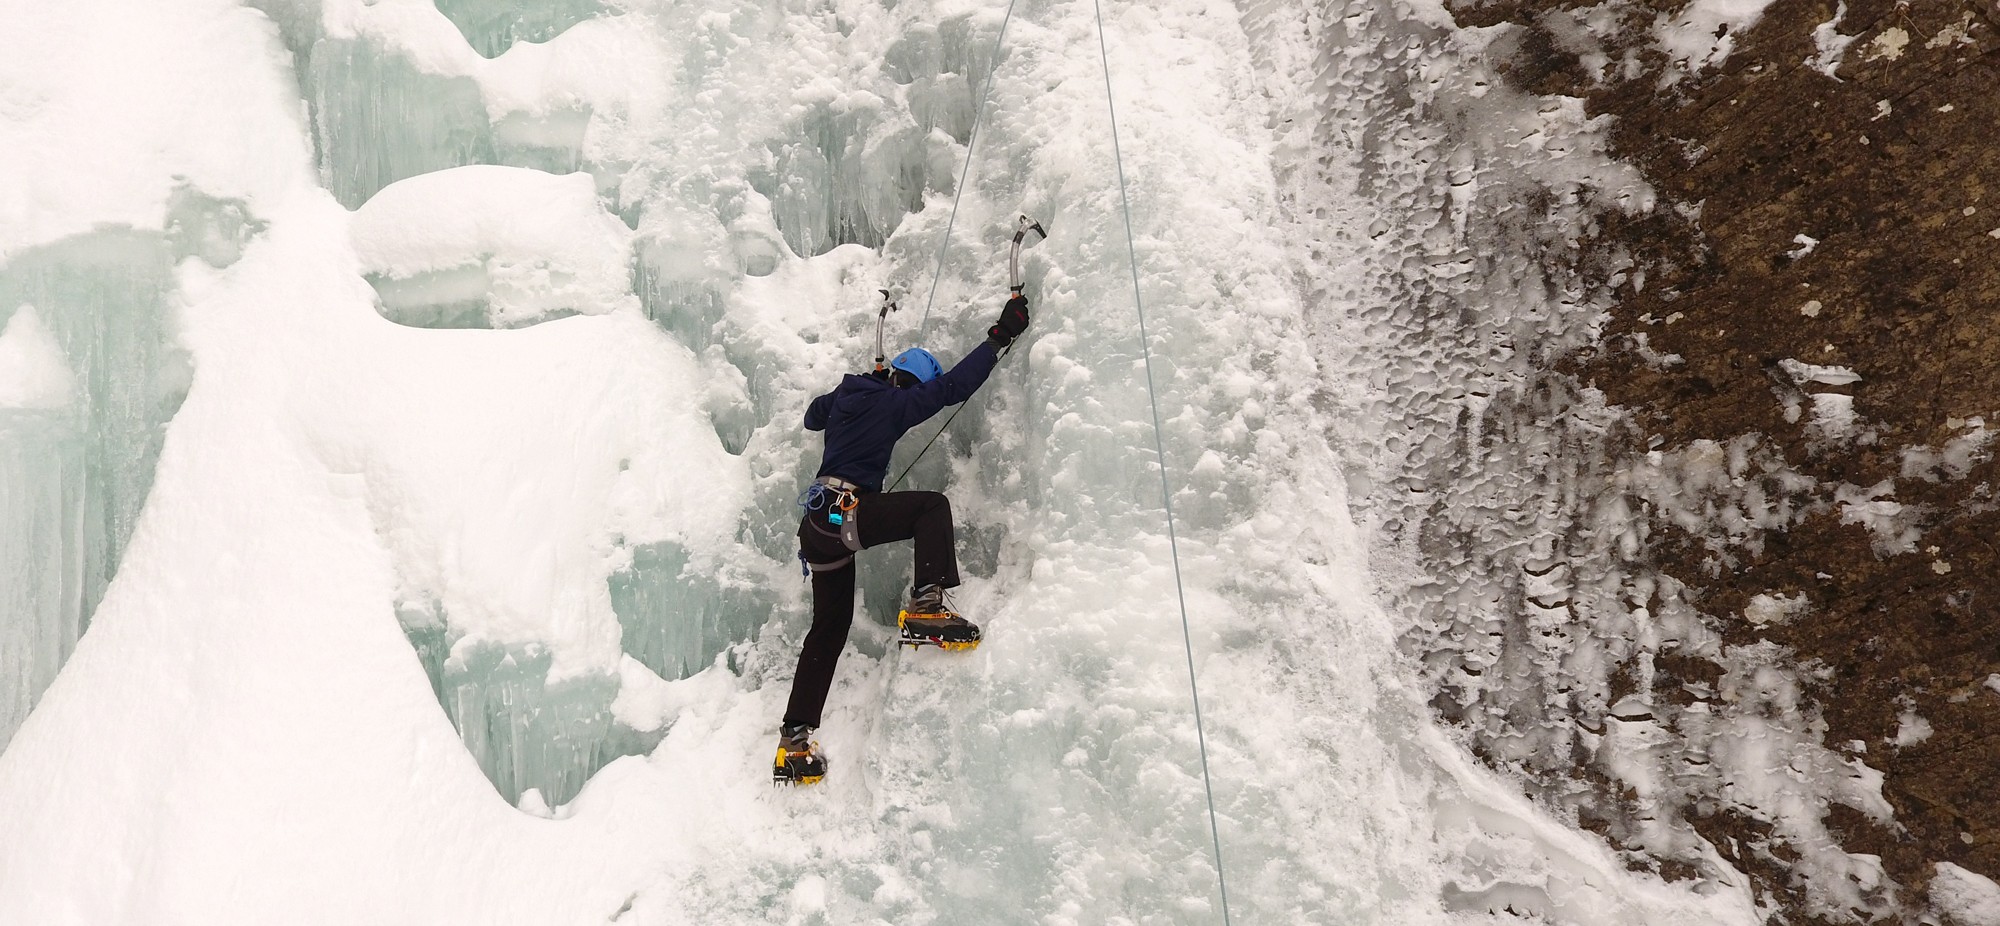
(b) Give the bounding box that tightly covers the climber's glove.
[988,294,1030,348]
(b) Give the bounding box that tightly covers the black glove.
[988,294,1030,347]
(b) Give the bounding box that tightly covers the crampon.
[772,725,827,786]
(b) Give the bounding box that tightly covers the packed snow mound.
[349,165,635,327]
[0,306,74,409]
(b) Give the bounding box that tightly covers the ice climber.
[774,293,1032,785]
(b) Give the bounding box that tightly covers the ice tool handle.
[1008,215,1047,296]
[873,289,898,373]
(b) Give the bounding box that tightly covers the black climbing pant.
[784,490,959,728]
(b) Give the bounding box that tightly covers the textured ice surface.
[0,0,1785,922]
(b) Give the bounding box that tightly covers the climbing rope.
[915,0,1022,337]
[882,0,1024,493]
[1091,0,1232,921]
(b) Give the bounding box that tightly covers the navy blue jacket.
[806,341,1001,491]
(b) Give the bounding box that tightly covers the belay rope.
[872,1,1234,919]
[882,0,1032,492]
[888,215,1044,492]
[915,0,1023,340]
[1092,0,1233,921]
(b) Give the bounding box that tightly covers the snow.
[0,0,308,257]
[0,306,74,409]
[1807,3,1857,79]
[1890,709,1933,748]
[1837,481,1921,556]
[1932,863,2000,926]
[348,165,637,327]
[1654,0,1780,80]
[0,0,1802,922]
[1777,359,1861,444]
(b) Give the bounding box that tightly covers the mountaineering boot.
[898,585,981,651]
[773,722,827,786]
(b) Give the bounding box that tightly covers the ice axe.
[885,214,1045,493]
[1008,214,1047,297]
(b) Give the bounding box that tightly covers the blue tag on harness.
[828,512,844,525]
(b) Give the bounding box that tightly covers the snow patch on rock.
[1866,27,1909,62]
[1836,481,1922,556]
[1655,0,1780,81]
[1807,2,1857,78]
[1890,708,1933,748]
[1930,862,2000,926]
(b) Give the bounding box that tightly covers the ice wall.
[1249,0,1890,916]
[0,0,1778,922]
[0,202,258,750]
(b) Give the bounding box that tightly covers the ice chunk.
[1808,392,1856,442]
[348,165,635,327]
[1743,592,1807,626]
[1836,481,1921,555]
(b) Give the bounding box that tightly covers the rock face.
[1433,0,2000,920]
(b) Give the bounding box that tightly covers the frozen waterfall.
[0,0,1761,923]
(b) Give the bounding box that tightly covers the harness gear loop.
[797,476,866,577]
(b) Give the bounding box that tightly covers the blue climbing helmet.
[890,347,942,383]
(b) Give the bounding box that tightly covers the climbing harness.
[1092,0,1231,919]
[796,476,864,577]
[885,214,1046,492]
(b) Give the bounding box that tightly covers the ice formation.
[0,0,1831,922]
